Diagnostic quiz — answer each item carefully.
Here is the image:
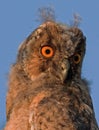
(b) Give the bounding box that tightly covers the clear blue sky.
[0,0,99,129]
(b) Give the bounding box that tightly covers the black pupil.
[74,55,79,61]
[45,49,50,54]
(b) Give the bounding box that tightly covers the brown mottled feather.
[4,21,98,130]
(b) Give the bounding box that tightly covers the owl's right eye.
[41,46,54,58]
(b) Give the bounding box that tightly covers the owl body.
[4,21,98,130]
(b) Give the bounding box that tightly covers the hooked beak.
[60,59,70,82]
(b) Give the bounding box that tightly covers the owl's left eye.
[73,53,81,64]
[41,46,54,58]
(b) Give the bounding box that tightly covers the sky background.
[0,0,99,129]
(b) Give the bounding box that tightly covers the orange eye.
[73,53,81,64]
[41,46,54,58]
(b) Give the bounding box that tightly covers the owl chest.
[28,87,92,130]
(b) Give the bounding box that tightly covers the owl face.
[18,21,86,83]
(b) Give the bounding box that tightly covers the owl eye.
[73,53,81,64]
[41,46,54,58]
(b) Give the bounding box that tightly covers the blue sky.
[0,0,99,128]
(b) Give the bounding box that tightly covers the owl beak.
[61,59,70,82]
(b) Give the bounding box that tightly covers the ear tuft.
[37,6,56,23]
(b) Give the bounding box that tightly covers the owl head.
[17,21,86,83]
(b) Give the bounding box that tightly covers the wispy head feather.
[37,6,56,23]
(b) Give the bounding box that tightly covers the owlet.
[4,21,99,130]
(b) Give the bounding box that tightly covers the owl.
[4,21,99,130]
